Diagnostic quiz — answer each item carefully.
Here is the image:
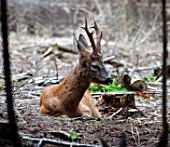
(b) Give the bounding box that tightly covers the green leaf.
[68,131,81,141]
[141,73,156,82]
[88,78,128,92]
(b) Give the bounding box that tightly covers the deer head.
[75,18,112,85]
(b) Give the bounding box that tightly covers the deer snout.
[103,78,113,85]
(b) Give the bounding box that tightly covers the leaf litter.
[0,32,170,147]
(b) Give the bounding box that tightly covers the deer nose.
[104,78,113,85]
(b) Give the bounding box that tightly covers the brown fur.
[40,20,112,118]
[40,63,101,117]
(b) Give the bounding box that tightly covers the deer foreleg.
[76,102,92,117]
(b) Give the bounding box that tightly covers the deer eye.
[90,64,99,71]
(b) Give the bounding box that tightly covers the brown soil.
[0,38,169,146]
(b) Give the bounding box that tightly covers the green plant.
[55,116,69,121]
[68,131,81,141]
[88,78,128,92]
[88,83,101,92]
[141,73,156,82]
[75,120,81,123]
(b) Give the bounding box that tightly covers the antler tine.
[90,19,102,56]
[81,18,96,53]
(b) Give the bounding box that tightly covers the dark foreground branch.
[1,0,21,146]
[158,0,169,146]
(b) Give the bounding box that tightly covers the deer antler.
[81,18,102,58]
[90,19,102,58]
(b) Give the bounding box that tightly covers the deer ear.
[73,35,85,53]
[78,34,88,48]
[73,34,88,53]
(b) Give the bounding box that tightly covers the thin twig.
[0,76,5,79]
[91,91,161,97]
[129,65,161,77]
[37,139,43,147]
[45,130,70,138]
[135,127,140,145]
[138,26,160,45]
[56,116,98,121]
[103,56,116,63]
[135,54,142,78]
[12,66,43,95]
[20,43,78,55]
[22,136,100,147]
[132,65,161,71]
[109,107,123,118]
[53,57,58,80]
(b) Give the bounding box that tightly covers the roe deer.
[40,18,113,118]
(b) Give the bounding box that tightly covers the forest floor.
[0,34,170,147]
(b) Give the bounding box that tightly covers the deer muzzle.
[103,77,113,85]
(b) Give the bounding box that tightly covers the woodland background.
[0,0,170,146]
